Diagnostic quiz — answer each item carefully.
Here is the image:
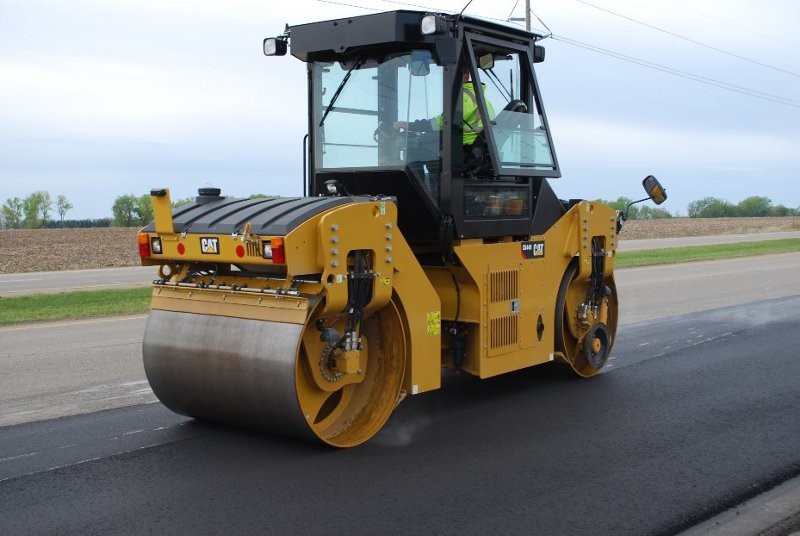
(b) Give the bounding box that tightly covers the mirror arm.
[622,197,651,221]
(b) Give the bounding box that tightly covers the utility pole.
[524,0,531,31]
[510,0,532,31]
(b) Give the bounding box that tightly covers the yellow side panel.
[452,201,619,379]
[455,240,559,378]
[316,201,396,315]
[389,231,442,395]
[311,200,441,395]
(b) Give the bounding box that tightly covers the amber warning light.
[263,237,286,264]
[137,234,151,258]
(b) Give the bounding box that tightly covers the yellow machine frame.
[140,190,618,396]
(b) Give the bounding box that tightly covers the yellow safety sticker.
[379,276,391,286]
[426,311,441,336]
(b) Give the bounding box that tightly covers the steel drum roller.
[143,301,406,447]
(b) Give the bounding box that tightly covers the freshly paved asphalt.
[1,295,799,535]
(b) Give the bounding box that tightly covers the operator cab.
[268,10,562,252]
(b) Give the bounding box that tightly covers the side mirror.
[409,50,432,76]
[533,45,545,63]
[643,175,667,205]
[619,175,669,229]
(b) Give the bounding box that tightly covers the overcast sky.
[1,0,798,219]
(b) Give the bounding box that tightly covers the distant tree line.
[597,195,798,219]
[2,191,798,229]
[42,218,113,228]
[109,193,273,227]
[595,197,673,220]
[111,194,154,227]
[1,191,178,229]
[686,196,798,218]
[1,191,73,229]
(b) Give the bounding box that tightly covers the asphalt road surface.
[0,315,151,427]
[1,253,799,534]
[3,253,799,428]
[1,296,799,535]
[0,266,153,297]
[617,230,800,251]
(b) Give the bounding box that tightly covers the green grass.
[0,287,151,326]
[1,238,798,326]
[616,238,800,268]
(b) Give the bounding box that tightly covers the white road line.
[73,381,150,395]
[0,451,42,463]
[0,315,147,332]
[0,421,191,484]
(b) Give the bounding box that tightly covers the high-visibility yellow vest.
[432,82,496,145]
[462,82,495,146]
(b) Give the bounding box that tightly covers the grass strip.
[0,287,151,326]
[616,238,800,268]
[1,239,798,326]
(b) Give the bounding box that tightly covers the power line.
[661,0,800,51]
[529,7,552,38]
[507,0,521,23]
[551,33,800,108]
[312,0,800,109]
[379,0,454,11]
[316,0,381,11]
[574,0,800,79]
[317,0,531,29]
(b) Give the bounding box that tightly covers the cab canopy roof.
[288,10,544,62]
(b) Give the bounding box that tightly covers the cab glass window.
[313,52,444,176]
[470,42,556,172]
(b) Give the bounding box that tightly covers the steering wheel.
[373,121,403,142]
[502,99,528,113]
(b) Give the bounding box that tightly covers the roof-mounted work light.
[420,14,447,35]
[263,36,288,56]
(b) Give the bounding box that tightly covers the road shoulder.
[681,473,800,536]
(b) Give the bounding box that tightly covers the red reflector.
[177,243,186,255]
[236,244,245,258]
[271,237,285,264]
[137,234,151,257]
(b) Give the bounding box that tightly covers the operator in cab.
[395,65,496,148]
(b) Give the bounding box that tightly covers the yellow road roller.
[137,10,666,447]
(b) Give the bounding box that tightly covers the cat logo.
[200,237,220,254]
[521,240,545,260]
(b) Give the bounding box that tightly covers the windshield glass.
[313,52,444,179]
[491,108,554,169]
[472,44,556,171]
